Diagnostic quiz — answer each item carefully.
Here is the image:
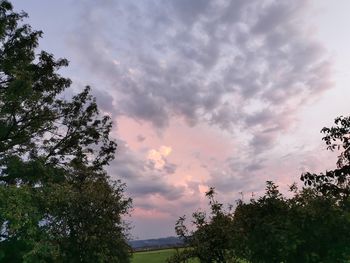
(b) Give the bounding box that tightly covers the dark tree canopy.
[0,1,131,262]
[168,188,236,263]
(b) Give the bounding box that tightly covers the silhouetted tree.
[233,182,350,263]
[171,114,350,263]
[168,188,236,263]
[301,115,350,198]
[0,1,131,262]
[232,182,292,263]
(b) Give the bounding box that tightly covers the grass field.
[132,248,199,263]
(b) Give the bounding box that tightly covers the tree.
[232,115,350,262]
[0,1,131,262]
[168,116,350,263]
[42,178,131,262]
[287,187,350,262]
[301,115,350,198]
[168,188,236,263]
[232,182,295,263]
[232,182,350,263]
[298,115,350,261]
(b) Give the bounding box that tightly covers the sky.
[11,0,350,239]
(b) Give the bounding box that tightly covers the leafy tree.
[233,182,350,263]
[0,185,58,262]
[168,188,236,263]
[42,178,131,262]
[232,115,350,262]
[232,182,295,263]
[170,115,350,263]
[301,115,350,198]
[287,187,350,262]
[298,115,350,261]
[0,1,131,262]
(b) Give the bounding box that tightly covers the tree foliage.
[168,188,236,263]
[170,116,350,262]
[301,115,350,198]
[232,183,350,263]
[0,1,131,262]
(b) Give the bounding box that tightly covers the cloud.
[69,0,332,156]
[147,145,172,169]
[206,156,266,195]
[163,162,177,175]
[108,140,183,201]
[62,0,336,237]
[136,134,146,142]
[91,88,117,115]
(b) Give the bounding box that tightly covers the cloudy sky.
[12,0,350,239]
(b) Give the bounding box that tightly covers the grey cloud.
[108,139,184,200]
[244,159,265,173]
[127,179,184,200]
[251,1,302,34]
[92,88,116,114]
[120,91,169,128]
[136,135,146,142]
[70,0,332,154]
[146,158,177,175]
[206,156,267,195]
[226,156,266,173]
[163,162,177,174]
[168,0,211,25]
[250,132,276,154]
[245,109,275,127]
[207,169,254,194]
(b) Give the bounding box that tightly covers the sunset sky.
[12,0,350,239]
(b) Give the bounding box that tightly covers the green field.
[132,248,199,263]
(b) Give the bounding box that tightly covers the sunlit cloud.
[147,146,172,169]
